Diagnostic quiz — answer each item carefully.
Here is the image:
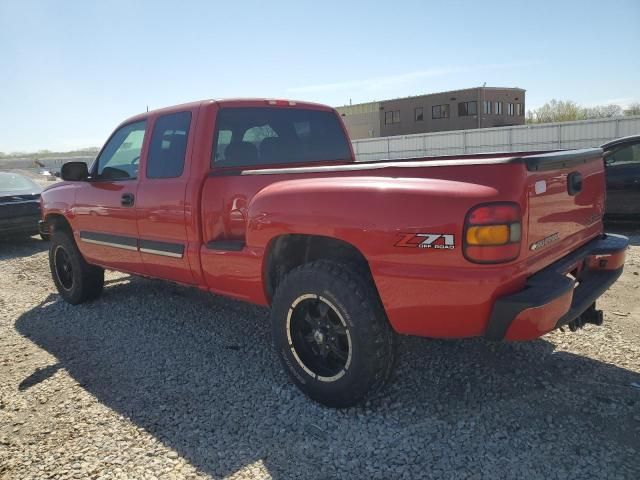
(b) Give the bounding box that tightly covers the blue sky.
[1,0,638,152]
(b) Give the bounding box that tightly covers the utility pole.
[478,82,486,129]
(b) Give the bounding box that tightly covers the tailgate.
[523,148,605,267]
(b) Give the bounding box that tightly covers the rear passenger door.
[136,111,195,284]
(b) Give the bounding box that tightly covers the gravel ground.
[1,229,639,479]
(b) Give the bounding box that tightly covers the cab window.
[212,107,351,167]
[147,112,191,178]
[96,121,147,180]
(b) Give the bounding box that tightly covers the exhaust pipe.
[568,303,603,331]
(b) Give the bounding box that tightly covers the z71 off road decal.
[395,233,455,250]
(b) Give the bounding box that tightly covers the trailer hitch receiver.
[568,303,603,331]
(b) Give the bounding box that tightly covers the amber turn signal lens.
[466,225,510,246]
[464,202,522,263]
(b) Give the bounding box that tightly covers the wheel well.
[46,214,72,235]
[264,234,374,303]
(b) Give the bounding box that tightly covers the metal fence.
[351,115,640,161]
[0,155,94,170]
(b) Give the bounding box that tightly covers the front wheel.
[49,230,104,304]
[271,260,395,408]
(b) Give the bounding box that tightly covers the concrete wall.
[351,115,640,161]
[0,156,94,171]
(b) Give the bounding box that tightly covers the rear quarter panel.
[201,162,532,337]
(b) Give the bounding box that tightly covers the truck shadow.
[15,278,640,479]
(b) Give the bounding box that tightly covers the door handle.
[121,193,135,207]
[567,172,583,196]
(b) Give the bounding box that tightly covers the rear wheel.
[271,260,395,408]
[49,230,104,304]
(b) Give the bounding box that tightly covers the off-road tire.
[271,260,395,408]
[49,230,104,304]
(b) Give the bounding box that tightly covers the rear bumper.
[485,233,629,341]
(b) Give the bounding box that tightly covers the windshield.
[0,172,41,194]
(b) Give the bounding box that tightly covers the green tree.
[527,99,626,124]
[527,100,585,123]
[582,104,622,119]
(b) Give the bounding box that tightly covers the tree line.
[0,147,99,160]
[526,100,640,124]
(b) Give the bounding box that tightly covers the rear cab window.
[147,111,192,178]
[212,107,351,168]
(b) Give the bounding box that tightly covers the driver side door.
[74,120,147,273]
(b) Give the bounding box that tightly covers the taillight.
[464,202,521,263]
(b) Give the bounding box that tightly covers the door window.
[147,112,192,178]
[96,121,147,180]
[606,143,640,166]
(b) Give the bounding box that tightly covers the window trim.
[91,120,148,182]
[146,111,192,179]
[414,107,424,122]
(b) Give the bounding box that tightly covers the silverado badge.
[530,232,560,251]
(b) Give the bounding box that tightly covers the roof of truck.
[122,98,334,125]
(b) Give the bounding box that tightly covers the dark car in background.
[0,172,48,240]
[602,135,640,219]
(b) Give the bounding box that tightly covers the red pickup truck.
[40,99,628,407]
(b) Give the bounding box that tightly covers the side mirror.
[61,162,89,181]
